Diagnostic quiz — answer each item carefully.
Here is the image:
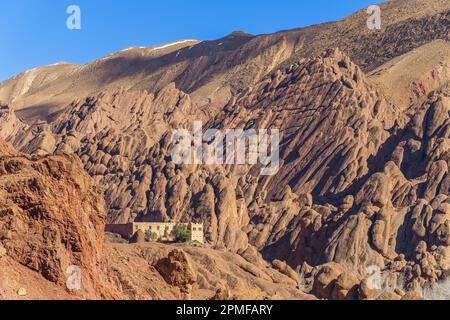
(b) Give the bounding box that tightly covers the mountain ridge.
[1,0,448,124]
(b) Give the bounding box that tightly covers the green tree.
[171,224,191,243]
[145,229,158,242]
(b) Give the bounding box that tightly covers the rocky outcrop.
[105,242,314,300]
[154,249,196,296]
[369,40,450,111]
[263,89,449,293]
[0,138,15,156]
[130,230,145,244]
[0,144,110,298]
[210,48,401,201]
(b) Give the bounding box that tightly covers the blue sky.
[0,0,380,81]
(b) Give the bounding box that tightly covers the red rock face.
[0,139,15,156]
[0,151,107,297]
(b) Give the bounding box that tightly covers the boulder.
[154,249,196,295]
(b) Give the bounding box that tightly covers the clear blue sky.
[0,0,380,81]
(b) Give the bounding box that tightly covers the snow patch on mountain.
[151,40,198,52]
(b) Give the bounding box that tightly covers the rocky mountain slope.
[1,0,448,124]
[0,140,312,300]
[0,0,449,300]
[369,40,450,112]
[0,143,112,298]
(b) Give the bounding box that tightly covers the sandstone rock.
[377,291,402,300]
[272,260,298,281]
[0,138,16,156]
[312,263,344,299]
[17,288,28,297]
[130,230,145,244]
[209,288,235,301]
[416,241,428,255]
[401,291,424,300]
[298,193,313,208]
[0,149,107,297]
[154,249,196,295]
[357,278,379,300]
[0,243,6,258]
[340,195,354,211]
[331,272,360,300]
